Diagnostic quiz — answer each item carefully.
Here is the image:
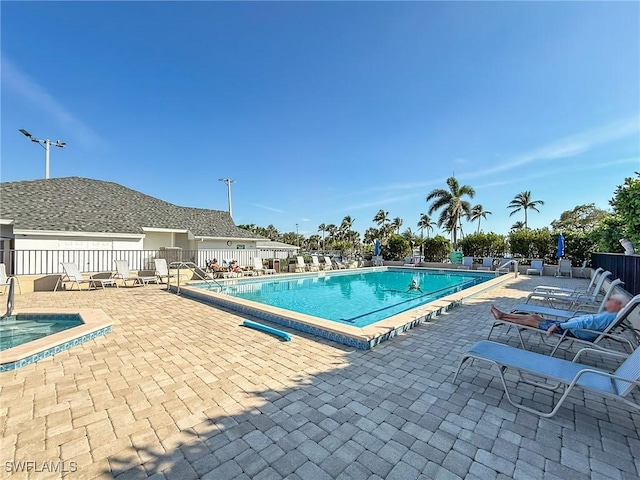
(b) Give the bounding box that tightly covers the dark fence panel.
[592,253,640,295]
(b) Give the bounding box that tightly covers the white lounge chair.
[55,262,118,291]
[526,271,612,309]
[309,256,321,272]
[453,340,640,417]
[458,257,473,270]
[332,258,348,269]
[373,255,385,267]
[154,258,177,284]
[114,260,156,286]
[0,263,21,294]
[578,260,589,278]
[489,292,640,357]
[532,267,604,296]
[295,256,307,273]
[323,256,334,270]
[402,257,418,267]
[556,259,573,278]
[526,259,544,276]
[476,257,494,271]
[252,258,266,275]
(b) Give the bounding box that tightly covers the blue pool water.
[196,270,493,327]
[0,314,84,350]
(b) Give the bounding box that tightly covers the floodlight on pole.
[218,178,235,218]
[19,129,66,179]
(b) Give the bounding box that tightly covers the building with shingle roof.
[0,177,268,257]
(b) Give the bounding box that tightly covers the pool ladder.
[3,277,17,318]
[168,261,224,294]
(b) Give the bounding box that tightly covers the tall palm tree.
[340,216,355,246]
[326,224,338,247]
[392,217,403,234]
[508,191,544,229]
[265,224,279,241]
[373,209,389,227]
[318,223,326,252]
[426,176,475,248]
[511,221,525,231]
[417,213,436,238]
[468,204,492,233]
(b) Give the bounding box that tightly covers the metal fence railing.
[7,248,293,275]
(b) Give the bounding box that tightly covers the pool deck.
[1,274,639,479]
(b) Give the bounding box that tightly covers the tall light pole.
[19,129,66,179]
[296,223,299,247]
[218,178,235,218]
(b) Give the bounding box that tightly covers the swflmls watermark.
[5,460,78,473]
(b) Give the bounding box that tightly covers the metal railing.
[7,248,293,275]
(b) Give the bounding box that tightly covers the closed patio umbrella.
[557,233,565,258]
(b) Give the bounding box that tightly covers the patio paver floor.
[1,274,638,479]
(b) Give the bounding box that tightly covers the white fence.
[9,248,293,275]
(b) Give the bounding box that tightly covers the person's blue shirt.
[559,312,618,341]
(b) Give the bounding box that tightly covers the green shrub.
[381,234,411,261]
[556,231,598,266]
[458,232,507,258]
[508,228,553,261]
[421,235,452,262]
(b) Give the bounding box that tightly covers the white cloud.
[249,203,284,213]
[2,55,104,148]
[327,116,639,201]
[301,218,310,222]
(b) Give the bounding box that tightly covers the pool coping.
[0,308,113,372]
[172,267,516,349]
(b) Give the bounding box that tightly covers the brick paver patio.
[1,274,639,479]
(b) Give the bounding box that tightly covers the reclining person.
[490,294,628,341]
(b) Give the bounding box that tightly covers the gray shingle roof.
[0,177,264,239]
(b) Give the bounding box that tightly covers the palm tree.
[508,191,544,229]
[264,224,279,241]
[363,228,379,245]
[468,204,492,233]
[340,216,355,246]
[426,176,475,248]
[373,209,389,227]
[417,213,436,239]
[326,224,338,247]
[392,217,403,234]
[511,221,525,230]
[318,223,326,252]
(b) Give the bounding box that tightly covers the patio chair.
[295,256,307,273]
[488,291,639,357]
[526,259,544,276]
[323,256,334,270]
[0,263,21,294]
[373,255,385,267]
[55,262,118,291]
[578,260,589,278]
[154,258,177,284]
[458,257,473,270]
[309,256,321,272]
[526,271,612,309]
[114,260,156,286]
[252,257,266,275]
[402,257,418,267]
[476,257,494,271]
[511,278,623,321]
[556,259,573,278]
[531,267,604,296]
[332,258,348,269]
[453,340,640,417]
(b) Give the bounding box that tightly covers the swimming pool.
[200,270,492,327]
[0,309,113,372]
[177,267,512,349]
[1,314,84,350]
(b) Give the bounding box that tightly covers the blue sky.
[2,2,639,238]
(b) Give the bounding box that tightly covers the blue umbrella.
[557,233,565,258]
[374,239,381,256]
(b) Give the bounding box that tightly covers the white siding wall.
[143,232,174,250]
